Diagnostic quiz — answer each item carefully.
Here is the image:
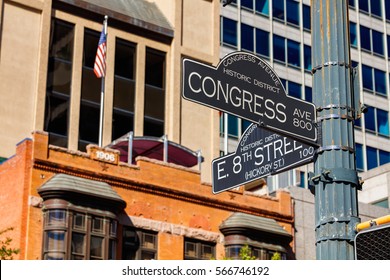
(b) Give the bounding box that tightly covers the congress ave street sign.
[212,123,316,194]
[182,52,317,144]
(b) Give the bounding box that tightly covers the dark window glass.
[364,106,376,131]
[273,35,285,62]
[305,86,312,102]
[371,0,382,17]
[377,109,389,136]
[122,228,157,260]
[242,0,253,9]
[372,30,384,55]
[304,45,311,71]
[256,29,269,57]
[273,0,284,21]
[387,35,390,58]
[374,68,386,95]
[360,25,371,51]
[223,17,237,46]
[287,39,300,67]
[241,23,254,51]
[303,4,311,30]
[288,81,301,99]
[349,0,355,7]
[366,146,378,169]
[256,0,269,15]
[78,29,101,151]
[379,150,390,165]
[355,143,364,171]
[362,64,373,91]
[184,239,216,260]
[386,0,390,21]
[228,114,239,137]
[350,22,357,47]
[286,0,299,25]
[45,19,74,148]
[359,0,369,13]
[144,48,165,137]
[112,39,136,140]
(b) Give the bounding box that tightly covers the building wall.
[0,0,221,183]
[0,131,294,259]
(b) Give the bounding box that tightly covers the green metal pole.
[310,0,361,259]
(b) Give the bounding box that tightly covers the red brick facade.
[0,131,294,260]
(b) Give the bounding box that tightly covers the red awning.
[106,134,203,168]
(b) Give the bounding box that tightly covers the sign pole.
[310,0,360,259]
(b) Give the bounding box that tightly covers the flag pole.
[98,15,108,147]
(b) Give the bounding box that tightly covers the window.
[45,19,74,148]
[78,28,101,151]
[184,239,215,260]
[372,199,389,208]
[386,0,390,21]
[355,143,364,171]
[144,48,166,137]
[256,0,269,15]
[305,86,312,102]
[304,45,311,71]
[43,209,118,260]
[242,0,253,10]
[359,0,382,17]
[222,17,237,47]
[364,107,389,137]
[272,0,299,26]
[350,22,357,47]
[303,4,311,30]
[241,23,254,51]
[112,39,136,140]
[281,79,302,98]
[122,227,157,260]
[361,64,387,96]
[273,35,300,68]
[365,146,390,170]
[349,0,355,8]
[225,244,286,260]
[360,25,384,56]
[256,29,269,57]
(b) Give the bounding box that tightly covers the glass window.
[360,25,371,51]
[273,35,285,63]
[366,146,378,170]
[372,199,389,208]
[387,35,390,58]
[184,239,215,260]
[241,23,254,51]
[304,45,311,71]
[386,0,390,21]
[122,228,157,260]
[273,0,284,21]
[288,81,301,99]
[286,0,299,25]
[371,0,382,17]
[79,29,101,151]
[228,114,239,137]
[287,39,300,67]
[377,109,389,136]
[355,143,364,171]
[242,0,253,10]
[256,0,269,15]
[362,64,373,91]
[305,86,312,102]
[372,30,384,55]
[374,69,386,96]
[364,106,376,132]
[379,150,390,166]
[359,0,369,13]
[222,17,237,47]
[112,39,136,140]
[256,29,269,57]
[144,48,165,137]
[45,19,74,148]
[303,4,311,30]
[350,22,357,47]
[349,0,355,7]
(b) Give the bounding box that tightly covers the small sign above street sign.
[182,52,317,144]
[212,123,315,194]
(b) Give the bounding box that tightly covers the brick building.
[0,131,294,260]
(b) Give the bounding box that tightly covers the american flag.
[93,27,107,78]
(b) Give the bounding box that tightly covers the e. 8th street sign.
[182,52,317,144]
[212,123,315,194]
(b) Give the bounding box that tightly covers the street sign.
[212,123,315,194]
[182,51,317,144]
